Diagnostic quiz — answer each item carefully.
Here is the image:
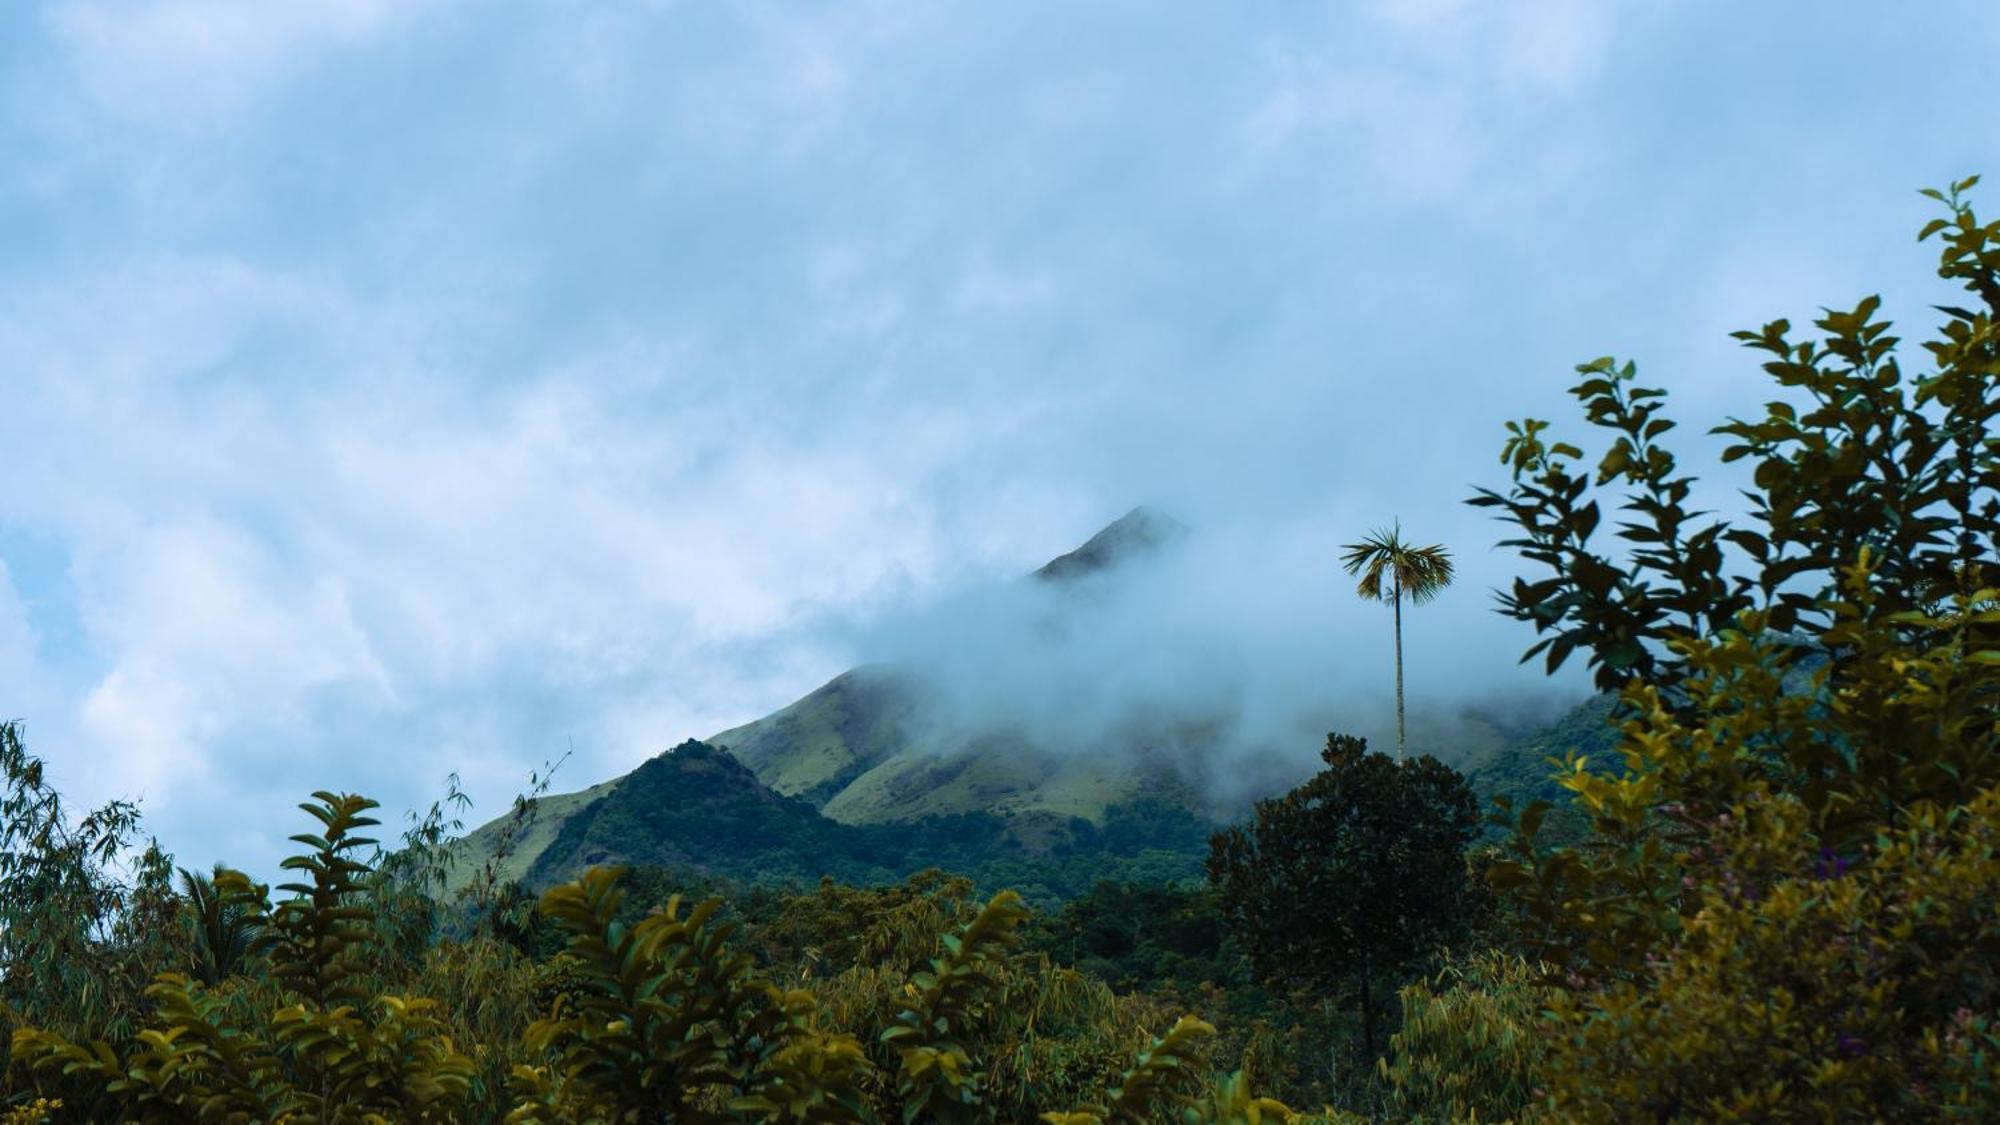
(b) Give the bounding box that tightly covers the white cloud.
[1363,0,1614,93]
[1368,0,1476,32]
[0,0,1989,870]
[1246,55,1484,200]
[45,0,416,117]
[0,564,41,706]
[72,516,391,800]
[1494,0,1612,93]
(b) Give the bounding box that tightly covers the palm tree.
[1341,523,1454,759]
[179,864,265,985]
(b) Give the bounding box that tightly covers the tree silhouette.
[1341,523,1455,759]
[1207,734,1479,1079]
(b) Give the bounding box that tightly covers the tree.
[0,720,162,1049]
[1340,525,1455,759]
[12,793,476,1122]
[1207,734,1479,1077]
[1466,177,2000,1119]
[177,864,264,986]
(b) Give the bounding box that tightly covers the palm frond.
[1340,524,1453,604]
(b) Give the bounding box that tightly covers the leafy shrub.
[1468,178,2000,1120]
[504,865,873,1123]
[0,721,180,1054]
[1378,950,1550,1122]
[10,793,474,1121]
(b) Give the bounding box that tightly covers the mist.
[839,505,1591,810]
[0,0,1989,873]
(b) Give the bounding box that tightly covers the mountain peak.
[1032,505,1189,582]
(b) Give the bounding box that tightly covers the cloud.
[847,511,1570,804]
[44,0,416,118]
[72,515,390,799]
[0,563,41,706]
[1364,0,1613,92]
[0,0,1992,871]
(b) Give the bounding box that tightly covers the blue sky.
[1,1,1994,871]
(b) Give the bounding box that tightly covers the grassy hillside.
[505,738,1214,904]
[1031,504,1187,582]
[450,691,1609,900]
[706,665,923,805]
[706,507,1204,827]
[444,777,615,892]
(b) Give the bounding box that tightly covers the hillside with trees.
[4,181,1998,1121]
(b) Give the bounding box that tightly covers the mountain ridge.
[448,507,1602,893]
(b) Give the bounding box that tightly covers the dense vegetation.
[4,181,1997,1121]
[517,738,1214,907]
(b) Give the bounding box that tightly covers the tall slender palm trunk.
[1341,525,1451,762]
[1393,576,1405,760]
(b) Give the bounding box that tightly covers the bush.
[1468,178,2000,1120]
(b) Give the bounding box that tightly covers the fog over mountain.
[450,505,1589,890]
[838,505,1578,809]
[0,2,1990,874]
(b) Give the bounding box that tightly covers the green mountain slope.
[448,507,1618,892]
[501,737,1216,902]
[706,506,1210,826]
[448,508,1202,888]
[706,665,925,806]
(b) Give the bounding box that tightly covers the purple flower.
[1813,848,1852,880]
[1835,1033,1867,1058]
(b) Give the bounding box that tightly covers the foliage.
[1458,694,1617,847]
[0,1099,58,1125]
[880,889,1032,1123]
[1469,177,1999,707]
[752,869,981,980]
[1538,783,2000,1121]
[1208,735,1480,1079]
[21,179,1996,1123]
[10,792,475,1122]
[505,865,874,1122]
[1031,880,1247,1000]
[1040,1016,1281,1125]
[1466,178,2000,1120]
[0,726,1310,1120]
[503,862,1308,1123]
[1378,950,1551,1123]
[805,882,1199,1120]
[517,740,1211,908]
[177,865,266,987]
[375,773,473,965]
[0,720,167,1049]
[0,752,1306,1122]
[1340,526,1456,611]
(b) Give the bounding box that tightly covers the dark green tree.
[1207,735,1479,1073]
